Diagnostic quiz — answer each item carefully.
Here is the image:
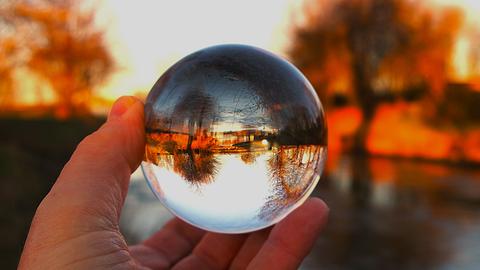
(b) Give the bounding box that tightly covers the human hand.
[18,96,329,270]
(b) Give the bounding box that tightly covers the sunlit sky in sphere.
[93,0,480,102]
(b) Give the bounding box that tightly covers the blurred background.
[1,0,480,269]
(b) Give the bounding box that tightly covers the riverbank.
[0,117,103,269]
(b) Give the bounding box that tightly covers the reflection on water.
[302,155,480,270]
[122,155,480,269]
[142,145,326,233]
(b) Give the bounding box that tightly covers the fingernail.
[108,96,138,121]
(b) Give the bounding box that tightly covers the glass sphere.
[142,44,327,233]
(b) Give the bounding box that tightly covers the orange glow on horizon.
[366,103,456,160]
[326,103,480,164]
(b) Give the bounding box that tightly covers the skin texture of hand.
[18,96,329,270]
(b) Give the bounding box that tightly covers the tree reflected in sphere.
[142,44,327,233]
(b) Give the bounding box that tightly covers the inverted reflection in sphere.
[142,44,327,233]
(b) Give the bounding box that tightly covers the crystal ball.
[141,44,327,233]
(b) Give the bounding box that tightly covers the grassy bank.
[0,117,104,268]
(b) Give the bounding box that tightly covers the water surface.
[121,155,480,269]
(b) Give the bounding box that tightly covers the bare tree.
[0,0,114,117]
[289,0,462,151]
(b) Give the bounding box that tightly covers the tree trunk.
[351,59,377,154]
[56,93,74,119]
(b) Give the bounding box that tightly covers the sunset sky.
[96,0,304,101]
[13,0,480,107]
[94,0,480,102]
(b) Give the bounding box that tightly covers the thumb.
[34,96,145,236]
[19,96,145,269]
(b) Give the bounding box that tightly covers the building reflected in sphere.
[142,44,327,233]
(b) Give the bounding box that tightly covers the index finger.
[130,218,206,269]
